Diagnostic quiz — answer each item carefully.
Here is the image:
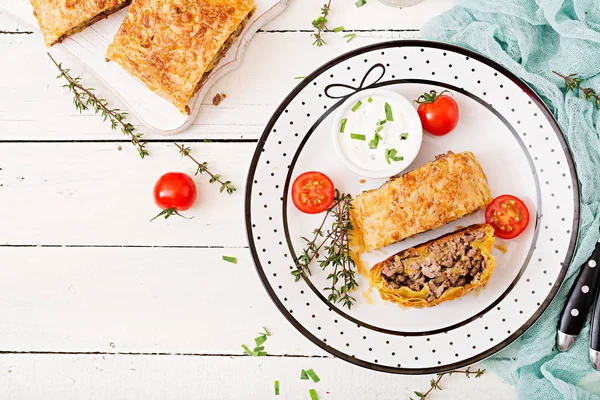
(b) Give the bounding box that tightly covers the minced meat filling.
[380,230,486,302]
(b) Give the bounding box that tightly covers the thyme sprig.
[553,71,600,108]
[47,53,149,159]
[174,142,236,194]
[410,368,486,399]
[311,1,360,46]
[311,0,332,47]
[292,190,357,309]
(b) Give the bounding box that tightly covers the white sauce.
[338,95,419,173]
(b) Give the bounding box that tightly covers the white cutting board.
[1,0,288,135]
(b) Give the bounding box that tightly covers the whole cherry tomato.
[415,90,459,136]
[151,172,197,221]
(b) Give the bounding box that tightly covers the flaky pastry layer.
[105,0,255,113]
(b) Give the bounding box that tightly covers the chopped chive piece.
[400,132,409,140]
[367,97,373,103]
[340,118,347,133]
[377,119,387,126]
[306,369,320,383]
[384,102,394,121]
[309,389,319,400]
[242,344,253,355]
[350,133,366,141]
[368,132,381,149]
[333,26,344,33]
[255,335,267,347]
[243,327,271,357]
[300,369,309,380]
[376,125,384,133]
[385,148,404,164]
[294,76,307,79]
[274,380,280,395]
[355,0,366,8]
[351,100,362,112]
[344,33,356,43]
[222,256,237,264]
[392,152,404,162]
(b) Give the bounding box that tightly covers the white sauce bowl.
[331,88,423,179]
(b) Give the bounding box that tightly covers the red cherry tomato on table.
[291,171,335,214]
[485,195,530,240]
[415,90,459,136]
[151,172,197,221]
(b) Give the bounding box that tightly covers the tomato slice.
[485,195,530,239]
[291,171,335,214]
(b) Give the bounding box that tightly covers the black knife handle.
[558,241,600,336]
[591,262,600,351]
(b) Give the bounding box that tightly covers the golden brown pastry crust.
[30,0,130,46]
[350,151,492,252]
[369,224,496,308]
[105,0,255,113]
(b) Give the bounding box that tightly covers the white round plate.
[246,41,579,374]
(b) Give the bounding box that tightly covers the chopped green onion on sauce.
[400,132,409,140]
[351,100,363,112]
[333,26,344,32]
[384,102,394,121]
[309,389,319,400]
[385,148,404,164]
[368,132,382,149]
[351,133,366,141]
[355,0,366,8]
[340,118,347,133]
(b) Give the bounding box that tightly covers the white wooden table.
[0,0,518,398]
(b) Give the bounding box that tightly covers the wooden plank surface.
[0,142,250,247]
[263,0,457,30]
[1,0,457,32]
[0,1,458,142]
[0,30,421,141]
[0,355,513,400]
[0,0,518,398]
[0,247,321,354]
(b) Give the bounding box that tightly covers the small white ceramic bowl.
[331,88,422,179]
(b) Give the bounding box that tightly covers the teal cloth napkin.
[422,1,600,398]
